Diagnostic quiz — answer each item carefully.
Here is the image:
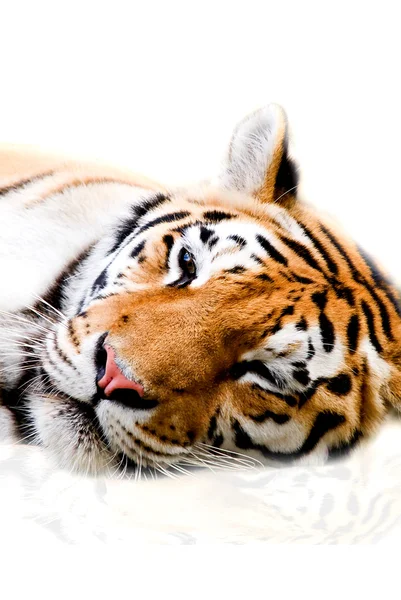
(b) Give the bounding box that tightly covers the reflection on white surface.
[1,414,401,545]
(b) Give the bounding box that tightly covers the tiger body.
[1,105,400,473]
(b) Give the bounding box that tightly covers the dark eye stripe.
[163,234,175,265]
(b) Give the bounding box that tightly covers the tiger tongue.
[97,344,144,398]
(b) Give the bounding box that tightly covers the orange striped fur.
[0,105,400,473]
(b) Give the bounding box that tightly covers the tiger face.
[30,105,401,472]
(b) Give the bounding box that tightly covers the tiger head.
[34,104,401,473]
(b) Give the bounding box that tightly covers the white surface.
[1,415,401,546]
[1,0,401,553]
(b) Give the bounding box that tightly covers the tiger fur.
[0,104,400,474]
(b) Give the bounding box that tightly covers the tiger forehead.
[148,187,284,228]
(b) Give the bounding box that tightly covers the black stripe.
[291,273,314,284]
[300,411,345,455]
[207,415,218,439]
[251,254,264,265]
[0,170,55,197]
[326,373,352,396]
[91,267,108,295]
[233,410,345,461]
[311,290,328,310]
[134,193,170,220]
[108,195,172,254]
[163,234,174,265]
[374,293,393,339]
[225,266,245,275]
[199,227,214,243]
[109,213,139,254]
[298,221,339,275]
[130,240,146,259]
[136,211,191,235]
[252,384,298,407]
[347,314,360,354]
[257,273,273,283]
[271,305,294,334]
[249,410,290,425]
[296,316,307,330]
[231,361,287,391]
[358,246,401,317]
[320,224,394,339]
[307,338,315,360]
[280,305,294,317]
[319,313,335,353]
[202,210,236,222]
[332,284,355,306]
[298,377,328,408]
[51,331,77,371]
[228,234,246,248]
[328,429,363,459]
[36,245,94,314]
[361,300,383,353]
[292,368,310,386]
[280,236,322,272]
[256,234,288,266]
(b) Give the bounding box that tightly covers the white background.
[0,0,400,592]
[0,1,400,283]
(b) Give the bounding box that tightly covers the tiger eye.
[183,252,196,274]
[179,248,196,277]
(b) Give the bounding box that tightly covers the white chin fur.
[30,393,116,474]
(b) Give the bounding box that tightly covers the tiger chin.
[0,104,400,475]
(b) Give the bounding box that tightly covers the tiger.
[0,103,400,475]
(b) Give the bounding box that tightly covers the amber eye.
[178,247,197,277]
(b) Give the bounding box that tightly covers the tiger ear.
[218,104,298,205]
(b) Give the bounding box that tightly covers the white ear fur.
[218,104,287,195]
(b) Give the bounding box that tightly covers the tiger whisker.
[192,446,259,470]
[170,462,196,478]
[154,462,179,480]
[32,293,67,321]
[195,441,264,468]
[274,184,299,204]
[0,310,52,334]
[0,340,43,352]
[186,450,218,474]
[24,303,66,330]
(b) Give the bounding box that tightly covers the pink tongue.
[97,345,144,398]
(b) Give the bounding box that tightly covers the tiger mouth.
[92,386,159,411]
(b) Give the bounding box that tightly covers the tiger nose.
[97,344,145,398]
